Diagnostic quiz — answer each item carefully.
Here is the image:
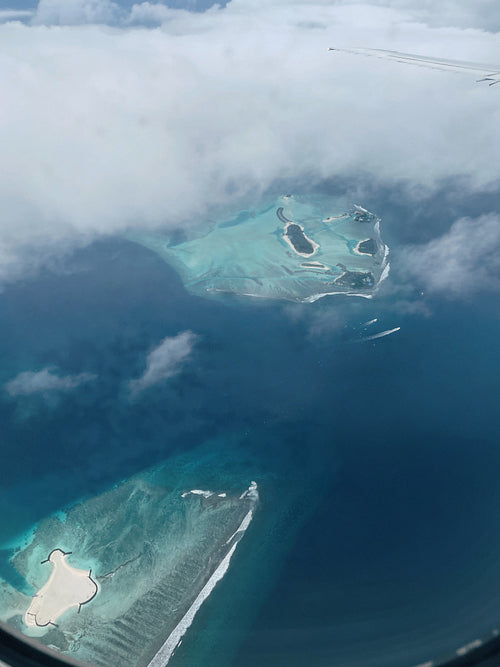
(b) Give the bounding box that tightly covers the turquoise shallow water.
[132,194,389,302]
[4,441,261,665]
[0,191,498,666]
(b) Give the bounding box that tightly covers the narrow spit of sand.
[25,549,98,628]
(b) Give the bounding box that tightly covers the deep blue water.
[0,207,499,666]
[234,299,500,666]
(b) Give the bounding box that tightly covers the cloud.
[33,0,120,26]
[5,367,97,397]
[296,305,346,339]
[125,2,173,26]
[129,331,198,395]
[233,0,500,32]
[0,10,34,24]
[399,213,500,297]
[329,0,500,31]
[26,0,500,32]
[31,0,222,27]
[0,2,499,285]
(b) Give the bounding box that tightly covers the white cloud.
[125,2,175,26]
[306,308,347,338]
[129,331,198,395]
[400,213,500,297]
[33,0,120,26]
[233,0,500,31]
[0,2,499,284]
[5,367,97,397]
[28,0,500,32]
[329,0,500,31]
[0,10,34,24]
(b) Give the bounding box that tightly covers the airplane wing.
[328,47,500,86]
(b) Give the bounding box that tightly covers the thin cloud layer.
[129,331,198,395]
[26,0,500,31]
[400,213,500,297]
[0,10,34,24]
[0,1,499,286]
[310,0,500,32]
[31,0,224,26]
[33,0,120,25]
[5,368,97,397]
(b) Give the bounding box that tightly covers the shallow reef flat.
[131,194,390,302]
[0,448,259,667]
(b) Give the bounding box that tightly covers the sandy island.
[25,549,98,628]
[300,261,329,270]
[322,214,346,222]
[282,222,319,258]
[353,238,378,256]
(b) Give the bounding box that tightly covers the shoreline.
[25,550,98,629]
[300,261,330,271]
[147,485,258,667]
[353,238,376,256]
[282,222,319,258]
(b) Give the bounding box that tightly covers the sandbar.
[456,639,482,656]
[25,549,98,628]
[300,261,329,270]
[322,215,346,222]
[181,489,214,498]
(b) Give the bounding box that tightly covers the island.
[355,238,378,256]
[4,458,259,667]
[283,222,319,257]
[129,194,390,302]
[25,549,97,628]
[334,263,374,290]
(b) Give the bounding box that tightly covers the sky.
[0,0,499,297]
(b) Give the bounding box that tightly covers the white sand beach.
[300,261,329,271]
[282,222,319,258]
[353,239,374,256]
[25,549,98,628]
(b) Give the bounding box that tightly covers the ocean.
[0,192,498,666]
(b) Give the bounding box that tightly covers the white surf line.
[181,489,214,498]
[225,509,254,545]
[147,508,255,667]
[362,318,378,327]
[378,261,391,286]
[456,639,483,656]
[304,290,373,303]
[360,326,400,342]
[239,481,258,500]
